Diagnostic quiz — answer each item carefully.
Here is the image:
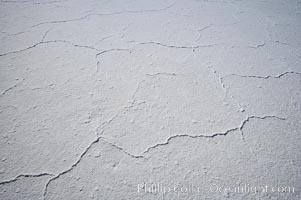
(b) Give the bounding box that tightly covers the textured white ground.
[0,0,301,199]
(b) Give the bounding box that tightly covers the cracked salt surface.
[0,0,301,199]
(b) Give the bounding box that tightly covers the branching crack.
[0,39,100,57]
[41,113,285,199]
[42,117,145,199]
[247,41,266,49]
[0,68,30,97]
[142,115,286,154]
[95,48,129,72]
[222,71,301,80]
[95,48,129,58]
[100,137,145,159]
[195,25,211,42]
[140,41,220,50]
[0,173,53,185]
[30,2,176,28]
[42,136,100,199]
[145,72,177,77]
[130,80,145,105]
[207,65,245,112]
[0,84,17,96]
